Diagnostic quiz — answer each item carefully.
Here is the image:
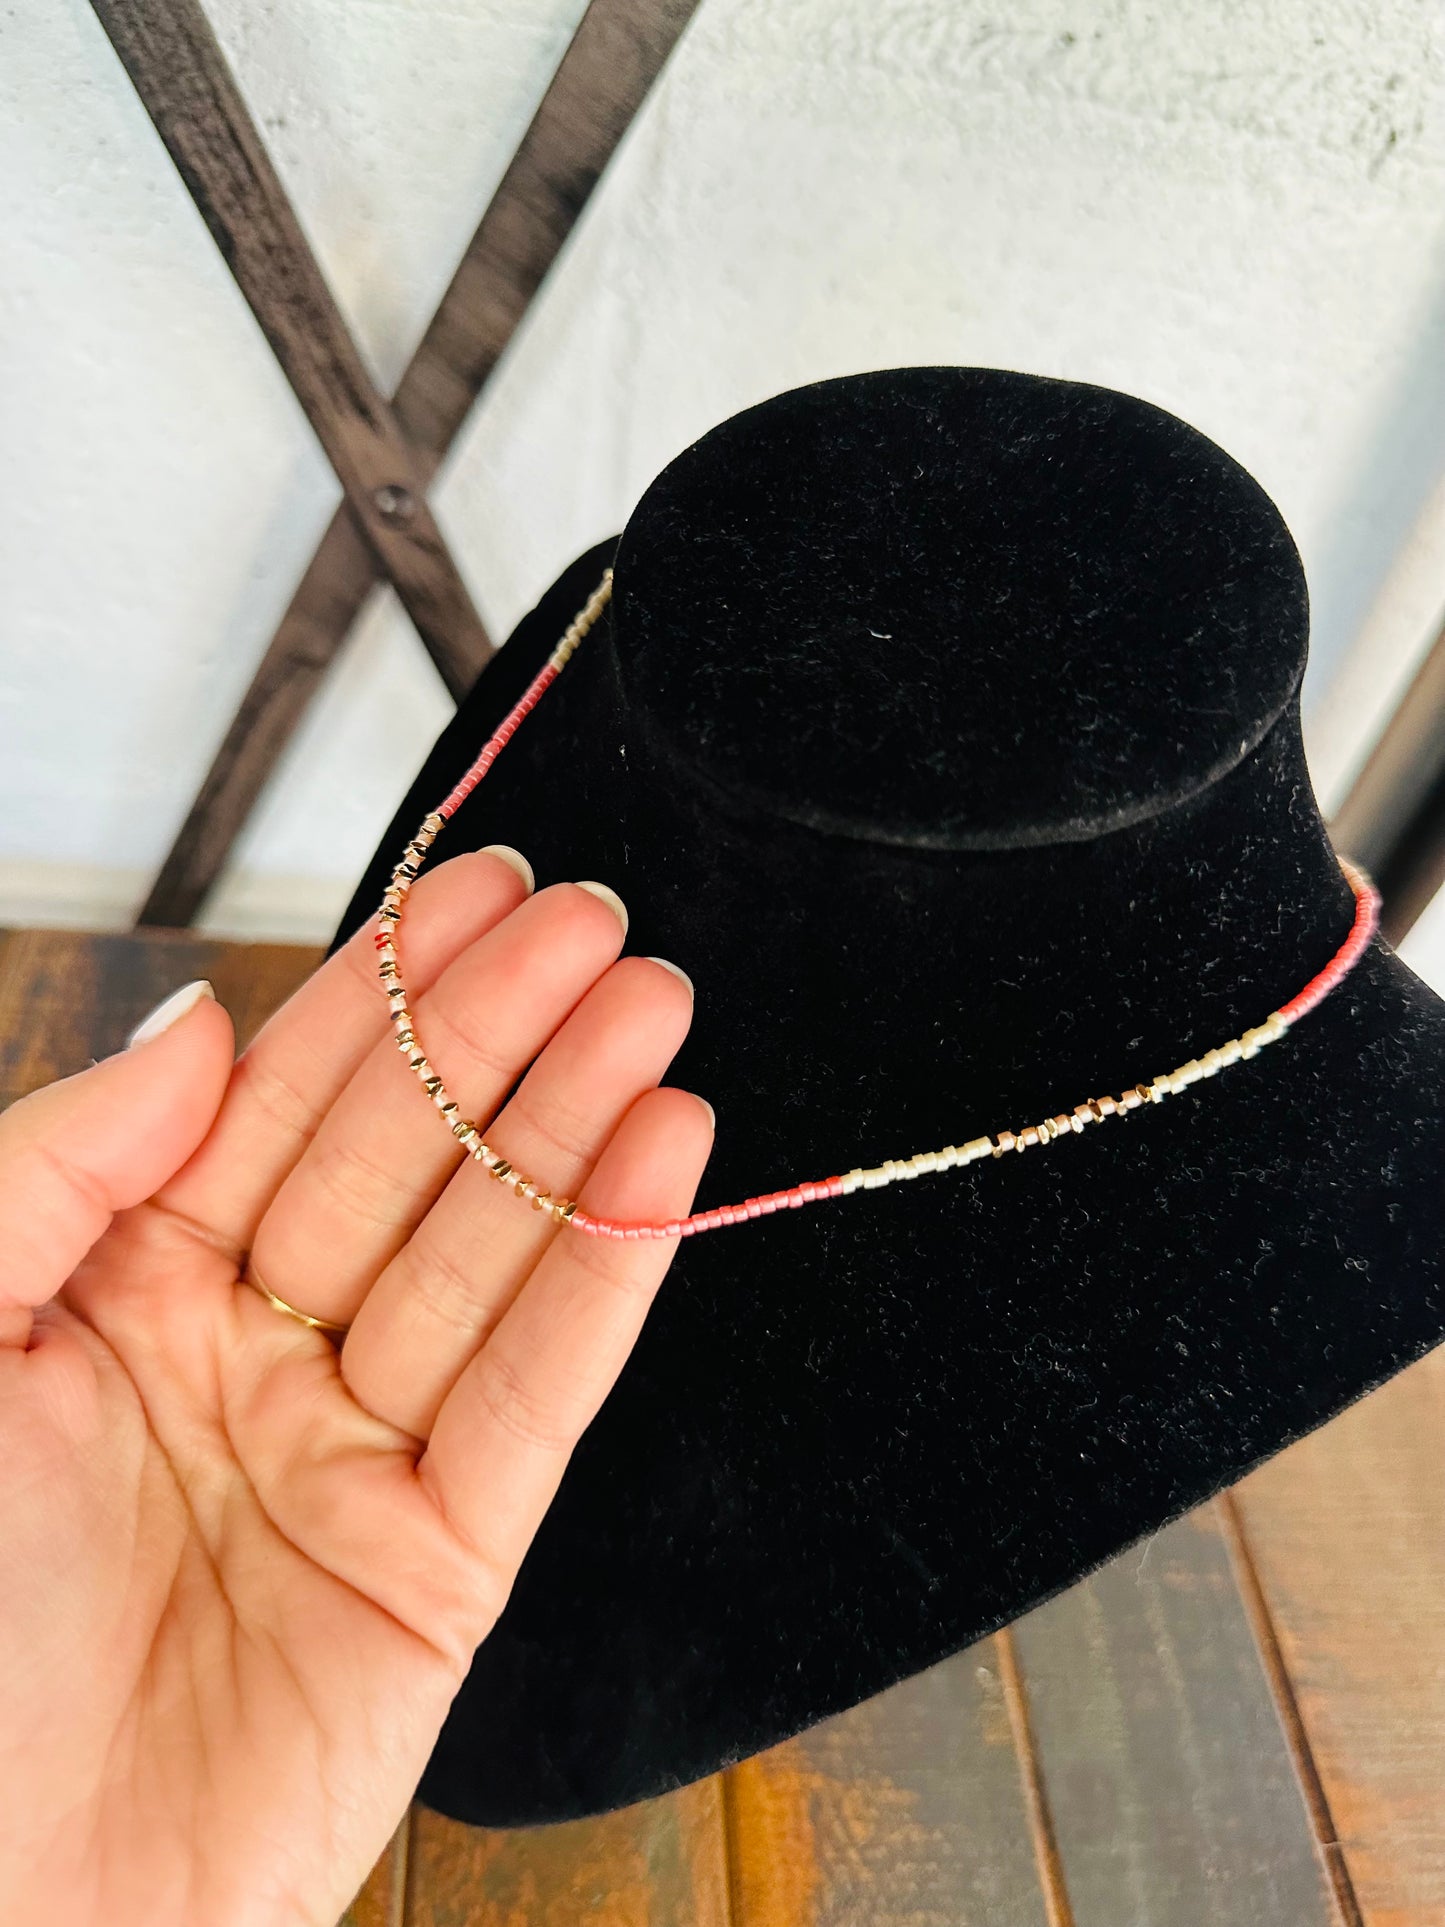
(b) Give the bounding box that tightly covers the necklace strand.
[375,568,1382,1240]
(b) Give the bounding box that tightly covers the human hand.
[0,849,712,1927]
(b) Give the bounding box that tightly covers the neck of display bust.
[592,644,1355,1166]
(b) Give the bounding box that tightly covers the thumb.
[0,980,235,1340]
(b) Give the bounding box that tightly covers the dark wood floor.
[3,924,1440,1927]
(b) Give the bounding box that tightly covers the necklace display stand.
[328,366,1445,1827]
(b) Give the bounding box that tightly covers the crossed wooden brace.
[89,0,701,927]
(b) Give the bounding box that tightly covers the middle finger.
[339,949,696,1439]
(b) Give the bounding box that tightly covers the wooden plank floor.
[4,922,1440,1927]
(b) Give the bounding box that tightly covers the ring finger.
[339,950,699,1439]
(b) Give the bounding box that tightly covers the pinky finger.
[416,1083,713,1621]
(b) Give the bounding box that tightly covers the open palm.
[0,848,712,1927]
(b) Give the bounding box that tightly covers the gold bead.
[490,1160,513,1180]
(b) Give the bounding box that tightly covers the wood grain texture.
[135,507,380,930]
[995,1627,1076,1927]
[89,0,494,703]
[405,1780,729,1927]
[136,0,702,930]
[1215,1489,1363,1927]
[0,923,321,1104]
[725,1647,1049,1926]
[341,1813,411,1927]
[1232,1348,1445,1927]
[392,0,705,462]
[1011,1507,1337,1927]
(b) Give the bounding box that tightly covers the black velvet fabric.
[327,368,1445,1827]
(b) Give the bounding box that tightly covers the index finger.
[154,846,535,1257]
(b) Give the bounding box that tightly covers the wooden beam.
[723,1646,1050,1925]
[134,0,702,930]
[1328,620,1445,944]
[1230,1349,1445,1926]
[1011,1508,1341,1924]
[90,0,495,706]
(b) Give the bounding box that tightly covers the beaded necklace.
[374,568,1381,1242]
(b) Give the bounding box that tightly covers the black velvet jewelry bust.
[327,366,1445,1828]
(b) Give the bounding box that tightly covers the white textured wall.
[3,0,1444,989]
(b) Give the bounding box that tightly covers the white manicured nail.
[695,1095,715,1130]
[126,979,215,1048]
[575,879,628,938]
[645,956,693,997]
[481,844,534,893]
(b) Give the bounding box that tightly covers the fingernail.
[645,955,693,997]
[694,1094,715,1131]
[481,844,535,893]
[575,879,628,938]
[126,979,215,1049]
